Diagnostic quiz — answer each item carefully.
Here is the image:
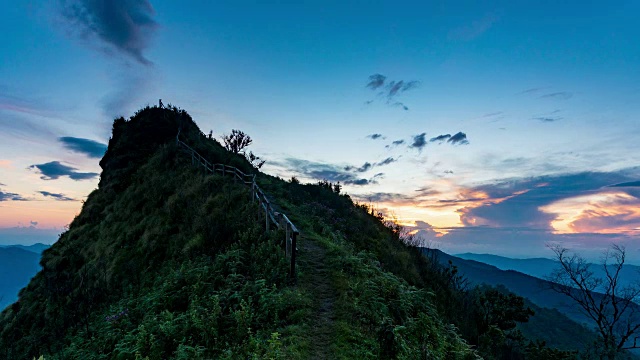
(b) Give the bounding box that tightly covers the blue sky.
[1,0,640,261]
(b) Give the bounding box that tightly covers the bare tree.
[547,244,640,360]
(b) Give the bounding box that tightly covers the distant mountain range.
[455,252,640,289]
[0,242,50,254]
[435,250,640,356]
[0,244,49,310]
[427,249,591,325]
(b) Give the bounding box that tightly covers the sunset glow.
[541,191,640,235]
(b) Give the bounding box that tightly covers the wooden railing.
[176,133,299,277]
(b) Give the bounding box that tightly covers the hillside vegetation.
[0,106,579,359]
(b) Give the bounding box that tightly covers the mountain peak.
[98,105,197,189]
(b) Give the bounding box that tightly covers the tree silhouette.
[221,129,265,169]
[246,151,265,169]
[475,285,534,333]
[547,244,640,360]
[222,129,252,154]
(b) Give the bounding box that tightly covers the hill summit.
[0,106,576,359]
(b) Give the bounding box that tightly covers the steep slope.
[0,107,311,359]
[255,177,577,358]
[0,247,41,310]
[0,106,478,359]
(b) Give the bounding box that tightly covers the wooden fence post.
[286,223,291,258]
[290,232,297,278]
[265,203,270,231]
[252,176,256,202]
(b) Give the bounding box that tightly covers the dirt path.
[297,237,337,359]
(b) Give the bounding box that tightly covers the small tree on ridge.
[221,129,265,169]
[222,129,252,154]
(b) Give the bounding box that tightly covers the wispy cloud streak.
[55,1,159,118]
[38,191,76,201]
[59,0,158,65]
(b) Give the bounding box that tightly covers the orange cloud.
[540,191,640,235]
[355,179,532,234]
[0,160,11,169]
[453,188,530,227]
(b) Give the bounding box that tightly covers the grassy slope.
[257,175,485,359]
[0,106,476,359]
[0,144,310,359]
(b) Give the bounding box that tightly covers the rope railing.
[176,133,299,277]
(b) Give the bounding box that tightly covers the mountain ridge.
[0,105,600,359]
[0,106,480,359]
[432,249,592,323]
[1,243,51,254]
[455,252,640,289]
